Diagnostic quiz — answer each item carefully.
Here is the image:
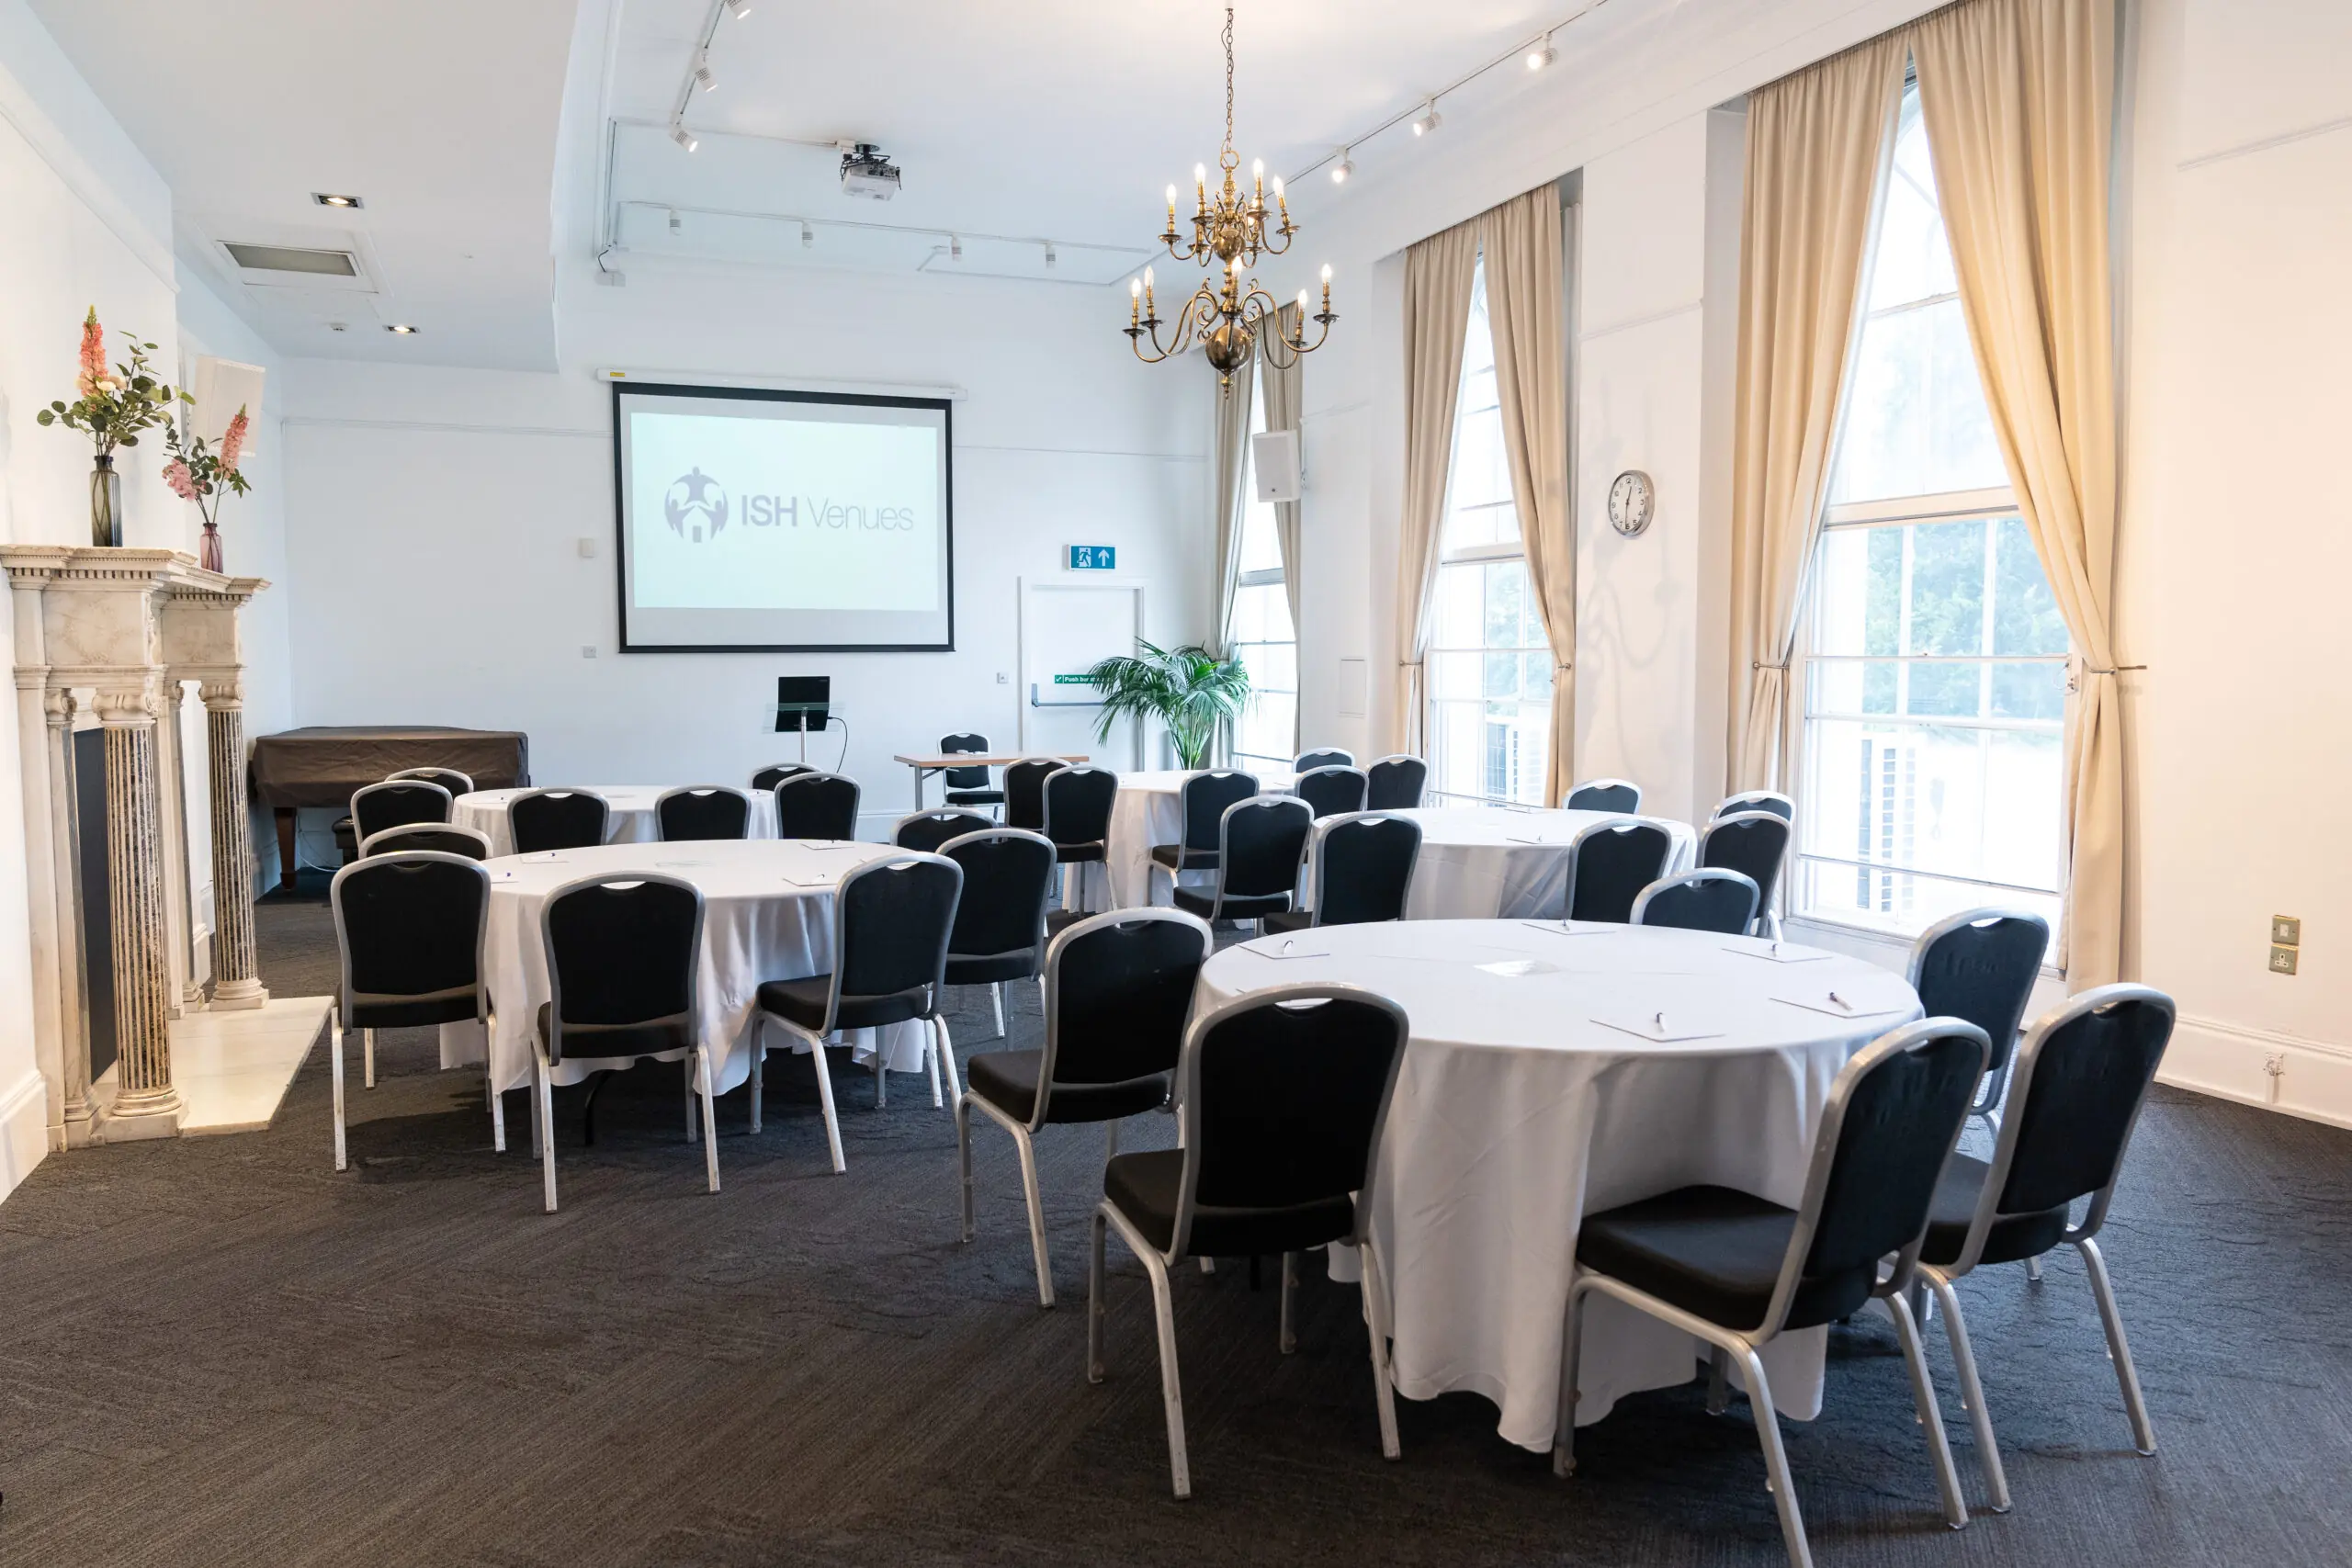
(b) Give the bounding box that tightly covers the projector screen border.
[610,378,956,654]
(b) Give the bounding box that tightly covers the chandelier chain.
[1220,7,1238,174]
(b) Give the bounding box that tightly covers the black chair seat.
[944,948,1036,986]
[1577,1185,1871,1333]
[348,986,481,1031]
[1150,843,1216,871]
[947,788,1005,807]
[1919,1153,2070,1268]
[1104,1147,1358,1257]
[1261,908,1314,934]
[756,975,932,1032]
[1055,840,1107,864]
[533,1002,691,1060]
[966,1048,1170,1125]
[1171,886,1290,920]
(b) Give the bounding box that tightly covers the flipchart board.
[1018,577,1146,769]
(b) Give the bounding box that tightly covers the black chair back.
[539,874,703,1065]
[331,852,489,1023]
[1700,811,1792,918]
[774,772,860,840]
[1170,987,1410,1258]
[1715,789,1794,823]
[752,762,815,793]
[1776,1020,1987,1328]
[1219,795,1313,901]
[1005,759,1062,832]
[655,786,750,842]
[1310,814,1421,926]
[1043,765,1118,850]
[896,808,992,852]
[1995,986,2174,1224]
[1295,765,1369,819]
[1295,747,1354,773]
[351,780,453,841]
[834,853,962,1008]
[1564,819,1674,922]
[1180,770,1259,851]
[941,732,992,791]
[1565,778,1642,814]
[1907,908,2049,1079]
[509,789,609,853]
[1632,869,1759,934]
[360,823,491,862]
[1364,754,1428,811]
[387,767,475,799]
[943,829,1057,964]
[1039,909,1214,1116]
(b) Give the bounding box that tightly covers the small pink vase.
[198,522,223,573]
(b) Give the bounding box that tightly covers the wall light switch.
[2272,915,2301,946]
[582,646,597,659]
[2269,944,2300,976]
[577,536,599,559]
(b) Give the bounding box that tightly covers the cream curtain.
[1913,0,2121,985]
[1395,222,1479,756]
[1209,358,1258,654]
[1725,34,1909,794]
[1477,184,1574,802]
[1261,305,1306,750]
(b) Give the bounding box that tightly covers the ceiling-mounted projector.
[839,142,901,200]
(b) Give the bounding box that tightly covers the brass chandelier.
[1125,6,1336,391]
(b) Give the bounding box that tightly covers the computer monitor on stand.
[775,675,831,762]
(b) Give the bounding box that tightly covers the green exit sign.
[1052,673,1092,684]
[1067,544,1116,570]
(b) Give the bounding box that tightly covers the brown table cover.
[249,726,529,807]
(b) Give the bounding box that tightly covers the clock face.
[1609,469,1654,536]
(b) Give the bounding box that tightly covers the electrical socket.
[2269,944,2300,976]
[582,646,597,660]
[2272,915,2301,946]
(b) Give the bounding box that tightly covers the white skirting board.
[2158,1014,2352,1131]
[0,1067,50,1205]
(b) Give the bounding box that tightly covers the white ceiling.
[28,0,1625,365]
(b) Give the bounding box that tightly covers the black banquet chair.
[941,828,1058,1039]
[1561,818,1675,923]
[1701,810,1792,936]
[1295,764,1369,819]
[387,766,477,799]
[941,732,1006,813]
[958,907,1212,1306]
[1364,753,1428,810]
[752,761,815,793]
[1264,812,1422,934]
[1171,795,1312,931]
[1089,985,1412,1498]
[1004,757,1062,833]
[1147,768,1258,898]
[328,851,494,1164]
[894,807,992,853]
[1714,788,1795,823]
[350,779,453,844]
[751,853,963,1170]
[358,822,491,862]
[509,788,609,853]
[655,785,751,842]
[774,771,861,840]
[1295,746,1355,774]
[1556,1018,1991,1563]
[1631,868,1759,935]
[1907,907,2050,1127]
[1914,985,2177,1513]
[532,873,717,1211]
[1564,777,1642,814]
[1042,764,1119,905]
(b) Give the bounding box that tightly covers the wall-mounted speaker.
[1250,429,1301,503]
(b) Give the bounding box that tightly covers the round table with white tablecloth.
[1383,806,1695,920]
[1193,919,1921,1451]
[1098,768,1293,910]
[438,840,933,1097]
[453,786,780,857]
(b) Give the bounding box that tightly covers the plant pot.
[198,521,223,573]
[89,454,123,547]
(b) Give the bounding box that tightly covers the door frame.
[1016,575,1148,768]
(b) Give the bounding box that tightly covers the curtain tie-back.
[2077,664,2144,676]
[1751,660,1790,672]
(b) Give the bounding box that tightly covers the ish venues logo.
[663,468,729,542]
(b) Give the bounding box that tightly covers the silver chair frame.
[1146,769,1259,902]
[1363,753,1428,809]
[751,851,964,1174]
[1562,776,1643,813]
[938,826,1057,1040]
[1699,809,1793,939]
[1001,756,1065,831]
[957,907,1212,1308]
[1298,812,1423,928]
[1088,983,1411,1498]
[386,766,477,795]
[327,851,495,1168]
[505,787,612,853]
[349,778,454,844]
[1915,983,2176,1513]
[356,822,492,862]
[1905,905,2052,1124]
[1712,788,1794,824]
[653,784,753,841]
[1294,747,1356,772]
[1041,762,1120,908]
[891,807,993,851]
[1292,763,1370,818]
[1558,815,1677,923]
[1629,867,1759,933]
[533,872,716,1213]
[1555,1018,1992,1568]
[771,770,863,840]
[1186,795,1313,931]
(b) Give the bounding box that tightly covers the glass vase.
[199,521,223,573]
[89,454,123,548]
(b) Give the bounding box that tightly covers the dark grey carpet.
[2,886,2347,1566]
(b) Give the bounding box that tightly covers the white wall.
[276,266,1209,842]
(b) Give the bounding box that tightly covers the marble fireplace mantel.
[5,546,271,1146]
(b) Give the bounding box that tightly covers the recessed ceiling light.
[386,323,419,335]
[312,192,364,209]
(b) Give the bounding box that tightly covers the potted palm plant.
[1083,639,1250,769]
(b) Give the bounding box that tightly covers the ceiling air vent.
[223,243,359,276]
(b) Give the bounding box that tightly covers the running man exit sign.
[1066,544,1116,570]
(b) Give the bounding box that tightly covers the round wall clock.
[1608,469,1655,536]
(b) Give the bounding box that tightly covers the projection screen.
[612,380,954,651]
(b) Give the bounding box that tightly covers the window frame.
[1226,363,1296,773]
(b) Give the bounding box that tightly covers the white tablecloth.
[1384,807,1696,920]
[453,786,780,857]
[1194,919,1921,1451]
[440,840,930,1093]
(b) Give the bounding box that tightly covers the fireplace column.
[47,686,96,1142]
[203,678,266,1010]
[96,681,180,1130]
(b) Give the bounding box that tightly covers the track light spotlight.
[1331,147,1353,184]
[726,0,752,16]
[1411,101,1442,137]
[950,234,963,260]
[694,57,717,91]
[670,122,697,152]
[1045,242,1057,269]
[801,222,814,249]
[1528,32,1556,69]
